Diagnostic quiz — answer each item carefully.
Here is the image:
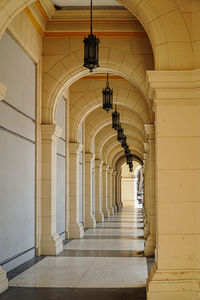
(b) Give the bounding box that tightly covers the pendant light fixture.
[129,164,133,172]
[117,124,124,142]
[121,135,127,148]
[126,154,132,165]
[112,105,120,130]
[124,145,130,156]
[102,73,113,112]
[83,0,100,72]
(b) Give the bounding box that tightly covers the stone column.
[144,124,156,256]
[147,70,200,300]
[95,159,104,222]
[116,172,121,210]
[107,168,114,215]
[68,143,84,238]
[102,164,110,217]
[84,153,96,228]
[112,171,118,213]
[143,149,150,239]
[133,177,138,202]
[41,125,63,255]
[0,82,8,294]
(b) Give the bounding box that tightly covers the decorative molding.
[24,7,44,37]
[44,31,147,39]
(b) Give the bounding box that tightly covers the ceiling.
[52,0,122,8]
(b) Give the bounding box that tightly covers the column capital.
[41,124,63,140]
[144,142,149,153]
[107,168,113,175]
[147,70,200,103]
[102,164,109,171]
[85,152,95,163]
[112,170,117,176]
[0,82,7,101]
[69,142,82,154]
[95,159,103,168]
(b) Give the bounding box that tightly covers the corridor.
[1,206,148,300]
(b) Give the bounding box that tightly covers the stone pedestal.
[102,164,110,217]
[144,124,156,257]
[107,168,114,215]
[68,143,84,238]
[41,125,63,255]
[146,70,200,300]
[112,171,118,213]
[0,267,7,294]
[95,159,104,222]
[84,153,96,228]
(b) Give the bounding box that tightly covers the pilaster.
[146,70,200,300]
[144,124,156,257]
[95,159,104,222]
[40,124,63,255]
[0,82,8,293]
[107,168,114,215]
[112,171,118,213]
[102,164,110,217]
[84,153,96,228]
[68,142,84,238]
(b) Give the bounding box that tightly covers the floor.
[0,205,148,300]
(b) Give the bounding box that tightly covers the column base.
[108,207,114,215]
[69,223,84,238]
[113,204,118,213]
[0,267,8,295]
[144,235,155,257]
[144,222,150,239]
[95,211,104,223]
[40,232,63,255]
[147,264,200,300]
[84,215,96,228]
[103,208,110,218]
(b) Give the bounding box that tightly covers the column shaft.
[68,143,84,238]
[84,153,96,228]
[102,164,110,217]
[95,159,104,222]
[40,124,63,255]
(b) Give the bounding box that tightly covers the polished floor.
[0,205,148,300]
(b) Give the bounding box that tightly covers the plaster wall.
[0,31,35,271]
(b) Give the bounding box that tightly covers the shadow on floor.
[0,287,146,300]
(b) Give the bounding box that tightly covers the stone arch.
[116,0,198,70]
[112,150,143,170]
[102,136,144,164]
[0,0,35,38]
[84,107,146,152]
[95,124,145,159]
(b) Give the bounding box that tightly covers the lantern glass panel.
[117,127,124,142]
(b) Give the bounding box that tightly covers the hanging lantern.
[102,73,113,112]
[112,105,120,130]
[117,125,124,142]
[126,154,132,165]
[83,0,100,72]
[121,135,127,148]
[129,164,133,172]
[124,145,130,156]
